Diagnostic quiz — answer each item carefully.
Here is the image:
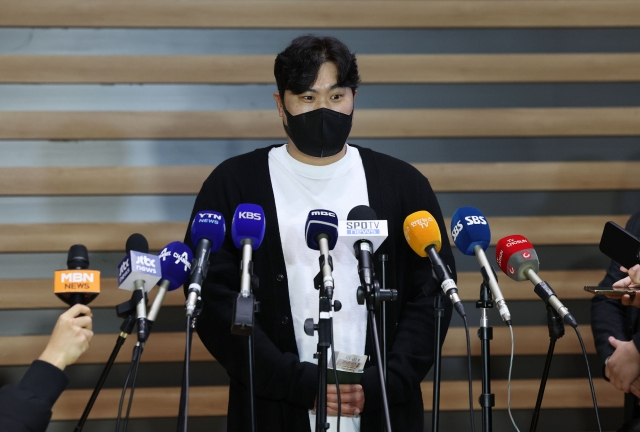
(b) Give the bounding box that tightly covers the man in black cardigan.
[592,212,640,425]
[185,35,455,432]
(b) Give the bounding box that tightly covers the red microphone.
[495,235,577,328]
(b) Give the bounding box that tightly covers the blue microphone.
[149,241,193,325]
[305,209,339,298]
[232,204,266,297]
[187,210,226,317]
[451,206,511,324]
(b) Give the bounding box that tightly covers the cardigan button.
[276,273,285,282]
[281,316,289,325]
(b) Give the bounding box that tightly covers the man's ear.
[274,92,284,118]
[353,89,358,99]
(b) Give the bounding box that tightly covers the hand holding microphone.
[39,304,94,371]
[451,207,511,324]
[404,210,465,317]
[495,235,578,328]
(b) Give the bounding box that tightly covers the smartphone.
[584,286,638,296]
[599,221,640,269]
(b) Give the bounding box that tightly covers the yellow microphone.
[403,211,465,317]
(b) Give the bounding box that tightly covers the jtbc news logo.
[238,212,262,221]
[197,212,223,224]
[135,254,158,274]
[159,247,192,272]
[346,221,381,235]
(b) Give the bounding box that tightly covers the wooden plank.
[0,332,212,366]
[3,108,640,140]
[442,325,596,357]
[0,222,187,253]
[0,215,626,253]
[5,54,640,83]
[2,1,640,28]
[0,324,595,367]
[445,215,631,246]
[49,378,622,421]
[2,162,640,196]
[0,270,601,310]
[457,270,605,301]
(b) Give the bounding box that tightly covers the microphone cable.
[507,324,521,432]
[115,342,143,432]
[574,327,602,432]
[122,344,143,432]
[462,315,476,432]
[182,316,193,432]
[330,317,341,432]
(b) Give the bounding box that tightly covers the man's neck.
[286,142,347,166]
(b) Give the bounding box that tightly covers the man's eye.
[331,94,343,100]
[302,96,314,101]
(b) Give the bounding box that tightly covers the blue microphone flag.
[158,241,193,291]
[231,203,266,249]
[450,206,491,256]
[305,209,339,251]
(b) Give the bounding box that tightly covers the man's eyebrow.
[304,83,343,93]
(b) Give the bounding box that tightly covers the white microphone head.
[117,251,162,292]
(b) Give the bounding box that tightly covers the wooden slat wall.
[1,1,638,430]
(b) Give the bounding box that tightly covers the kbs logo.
[173,251,191,272]
[411,217,433,229]
[136,255,156,268]
[506,238,528,248]
[311,211,336,218]
[522,251,532,259]
[451,220,464,241]
[239,212,262,220]
[465,215,487,225]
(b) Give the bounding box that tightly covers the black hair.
[274,35,361,99]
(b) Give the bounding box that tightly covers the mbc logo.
[311,211,336,218]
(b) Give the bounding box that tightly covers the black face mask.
[283,106,353,158]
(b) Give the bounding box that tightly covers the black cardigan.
[185,145,455,432]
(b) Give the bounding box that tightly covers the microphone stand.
[476,275,495,432]
[177,298,203,432]
[74,291,143,432]
[529,305,564,432]
[304,236,342,432]
[356,277,397,432]
[431,290,445,432]
[379,253,389,381]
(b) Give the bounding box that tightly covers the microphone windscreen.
[403,211,441,257]
[67,244,89,270]
[495,235,539,281]
[347,205,377,221]
[231,203,266,250]
[126,233,149,254]
[305,209,339,251]
[158,241,193,291]
[191,210,226,252]
[450,206,491,256]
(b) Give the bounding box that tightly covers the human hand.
[605,336,640,393]
[614,265,640,307]
[315,384,365,417]
[38,304,93,371]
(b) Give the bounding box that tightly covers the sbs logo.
[464,215,487,225]
[451,220,464,241]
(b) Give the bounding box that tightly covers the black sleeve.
[185,169,318,410]
[0,360,69,432]
[361,172,455,411]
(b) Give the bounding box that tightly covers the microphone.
[451,206,512,324]
[403,210,465,317]
[54,244,101,307]
[148,241,193,328]
[186,210,226,317]
[117,234,162,342]
[305,209,339,299]
[230,204,266,335]
[495,235,577,328]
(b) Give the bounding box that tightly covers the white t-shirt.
[268,144,369,432]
